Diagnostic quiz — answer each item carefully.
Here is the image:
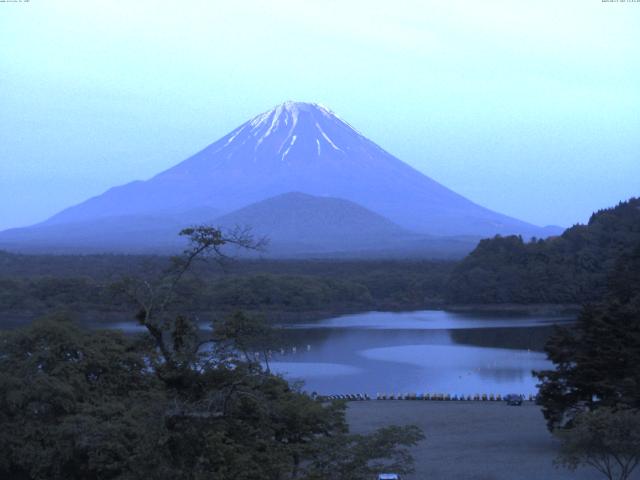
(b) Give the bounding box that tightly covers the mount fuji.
[0,101,561,255]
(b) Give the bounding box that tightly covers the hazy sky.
[1,0,638,230]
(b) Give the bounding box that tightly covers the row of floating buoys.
[315,393,537,402]
[271,345,313,357]
[374,393,536,402]
[321,394,371,401]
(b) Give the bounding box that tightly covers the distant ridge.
[213,192,462,257]
[0,192,479,258]
[216,192,406,243]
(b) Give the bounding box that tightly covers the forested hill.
[446,198,640,305]
[0,254,454,326]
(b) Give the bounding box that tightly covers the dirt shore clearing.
[347,401,604,480]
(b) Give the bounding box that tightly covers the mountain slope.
[0,211,213,254]
[212,192,477,257]
[216,192,405,245]
[0,192,478,257]
[38,101,559,238]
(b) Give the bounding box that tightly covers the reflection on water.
[288,309,571,330]
[83,309,572,396]
[267,362,362,377]
[268,310,573,396]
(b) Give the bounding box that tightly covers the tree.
[212,311,281,371]
[447,198,640,305]
[0,314,424,480]
[118,225,267,375]
[124,225,425,479]
[535,244,640,430]
[555,408,640,480]
[304,425,424,479]
[0,224,423,480]
[0,315,169,480]
[137,226,424,479]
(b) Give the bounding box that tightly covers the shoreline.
[0,303,580,330]
[444,303,581,315]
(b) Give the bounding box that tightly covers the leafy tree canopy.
[555,408,640,480]
[447,198,640,304]
[535,244,640,430]
[0,226,424,479]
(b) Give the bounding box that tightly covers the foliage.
[447,198,640,304]
[535,244,640,430]
[212,311,282,371]
[0,226,424,479]
[0,319,423,479]
[0,255,454,326]
[0,316,166,480]
[303,425,424,479]
[555,408,640,480]
[205,274,373,311]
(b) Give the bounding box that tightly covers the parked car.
[504,394,523,406]
[378,475,400,480]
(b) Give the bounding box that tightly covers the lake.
[51,309,573,397]
[265,310,573,397]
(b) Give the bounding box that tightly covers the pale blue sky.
[1,0,638,230]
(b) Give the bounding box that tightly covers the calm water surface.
[102,309,573,396]
[266,310,573,396]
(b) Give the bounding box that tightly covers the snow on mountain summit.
[217,101,363,164]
